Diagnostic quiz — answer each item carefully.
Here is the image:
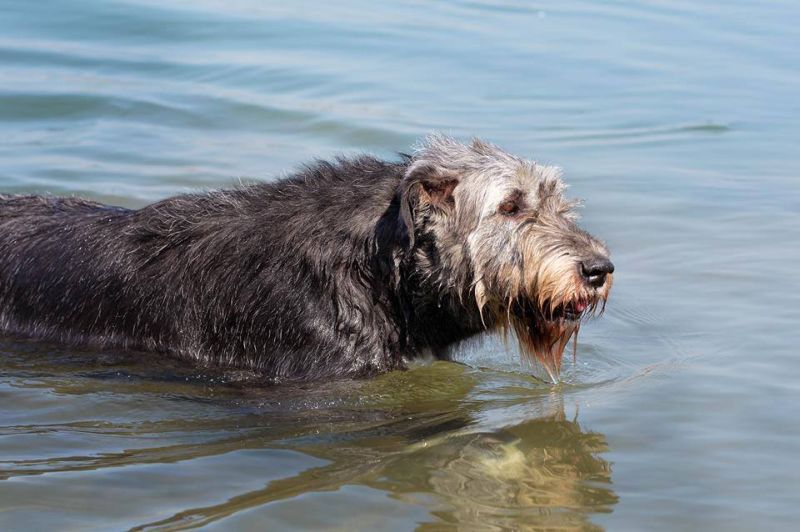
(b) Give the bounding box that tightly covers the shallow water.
[1,0,799,529]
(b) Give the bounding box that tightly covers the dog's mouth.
[552,300,589,322]
[508,298,596,384]
[512,298,592,324]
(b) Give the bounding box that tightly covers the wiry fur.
[0,136,613,382]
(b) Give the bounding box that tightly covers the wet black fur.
[0,156,486,381]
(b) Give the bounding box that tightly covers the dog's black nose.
[580,258,614,288]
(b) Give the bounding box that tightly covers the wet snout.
[579,257,614,288]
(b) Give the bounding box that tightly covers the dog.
[0,136,613,382]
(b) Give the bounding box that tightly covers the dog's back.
[0,157,410,380]
[0,194,113,218]
[0,195,156,349]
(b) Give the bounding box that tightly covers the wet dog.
[0,136,613,382]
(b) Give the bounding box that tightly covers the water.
[1,0,798,529]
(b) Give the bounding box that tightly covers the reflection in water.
[131,409,616,530]
[146,384,614,529]
[406,414,616,530]
[0,343,616,530]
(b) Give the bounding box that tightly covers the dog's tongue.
[573,301,588,313]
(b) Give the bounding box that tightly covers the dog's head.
[399,135,613,382]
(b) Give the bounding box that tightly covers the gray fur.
[0,136,613,382]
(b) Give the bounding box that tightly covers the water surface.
[1,0,799,529]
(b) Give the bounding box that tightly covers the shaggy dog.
[0,136,613,382]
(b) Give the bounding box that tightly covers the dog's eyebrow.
[506,189,526,202]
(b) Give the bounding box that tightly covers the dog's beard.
[508,301,589,384]
[510,310,579,383]
[478,285,611,383]
[474,260,612,383]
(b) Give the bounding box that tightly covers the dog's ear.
[398,164,459,249]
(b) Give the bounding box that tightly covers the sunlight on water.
[1,0,799,529]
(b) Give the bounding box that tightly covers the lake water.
[1,0,799,529]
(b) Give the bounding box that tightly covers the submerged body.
[0,137,613,382]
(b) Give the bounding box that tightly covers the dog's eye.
[498,200,519,216]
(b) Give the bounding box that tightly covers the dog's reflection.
[135,398,617,531]
[396,408,616,529]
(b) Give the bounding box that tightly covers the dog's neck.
[397,247,487,359]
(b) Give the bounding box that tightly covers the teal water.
[1,0,799,529]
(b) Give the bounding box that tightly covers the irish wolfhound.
[0,136,613,383]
